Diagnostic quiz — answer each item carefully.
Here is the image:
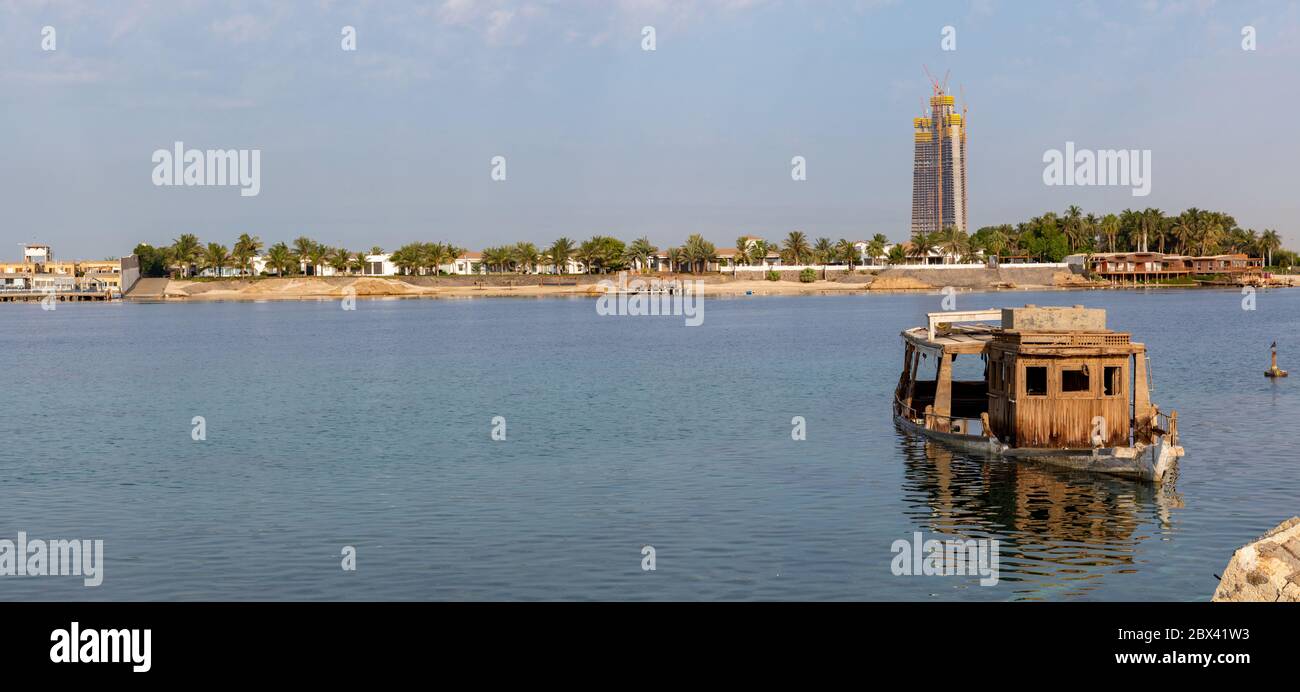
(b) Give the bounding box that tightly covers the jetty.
[0,289,115,303]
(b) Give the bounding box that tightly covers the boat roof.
[902,307,1139,356]
[902,324,996,355]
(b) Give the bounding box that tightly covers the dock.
[0,290,116,303]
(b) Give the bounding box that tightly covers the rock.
[1212,516,1300,602]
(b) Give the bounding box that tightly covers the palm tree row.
[145,233,378,278]
[970,207,1292,266]
[387,242,467,276]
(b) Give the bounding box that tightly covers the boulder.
[1212,516,1300,602]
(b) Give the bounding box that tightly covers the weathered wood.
[901,307,1162,451]
[1133,350,1152,436]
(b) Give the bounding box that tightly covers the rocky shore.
[1212,517,1300,602]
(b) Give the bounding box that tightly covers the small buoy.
[1266,341,1289,378]
[745,290,753,295]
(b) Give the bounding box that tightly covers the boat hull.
[893,413,1181,483]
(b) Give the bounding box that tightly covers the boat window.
[1104,366,1122,396]
[1061,367,1090,393]
[1024,366,1047,396]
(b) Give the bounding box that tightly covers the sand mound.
[869,275,933,290]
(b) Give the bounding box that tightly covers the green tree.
[683,234,717,274]
[232,233,262,277]
[513,242,540,274]
[329,247,353,275]
[1259,229,1282,267]
[170,233,201,277]
[265,242,294,276]
[812,237,834,265]
[292,236,318,275]
[547,237,576,274]
[835,239,857,267]
[201,242,230,277]
[782,231,811,265]
[627,237,658,273]
[132,243,171,277]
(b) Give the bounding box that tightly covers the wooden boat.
[893,305,1183,483]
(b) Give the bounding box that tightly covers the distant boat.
[893,305,1183,482]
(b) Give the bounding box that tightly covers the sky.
[2,0,1298,259]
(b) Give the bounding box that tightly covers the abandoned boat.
[893,305,1183,483]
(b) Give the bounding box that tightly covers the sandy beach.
[148,276,873,300]
[128,268,1298,302]
[132,267,1098,302]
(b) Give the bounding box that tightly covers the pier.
[0,290,116,303]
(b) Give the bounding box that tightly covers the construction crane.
[922,65,950,96]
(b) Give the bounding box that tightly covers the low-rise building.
[1087,252,1263,281]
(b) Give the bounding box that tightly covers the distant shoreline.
[117,270,1298,303]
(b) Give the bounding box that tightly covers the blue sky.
[3,0,1298,258]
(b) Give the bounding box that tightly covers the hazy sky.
[3,0,1298,259]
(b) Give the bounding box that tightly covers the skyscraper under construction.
[911,82,967,236]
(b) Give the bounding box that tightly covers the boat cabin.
[894,305,1175,450]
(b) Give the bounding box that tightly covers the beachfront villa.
[358,251,486,276]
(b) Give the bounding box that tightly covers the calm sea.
[1,288,1296,600]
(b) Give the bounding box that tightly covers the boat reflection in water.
[896,435,1183,599]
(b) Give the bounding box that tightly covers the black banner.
[0,602,1287,679]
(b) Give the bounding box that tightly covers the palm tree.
[867,234,889,266]
[667,246,687,273]
[512,242,540,275]
[388,243,419,275]
[170,233,201,277]
[782,231,811,265]
[1171,212,1195,255]
[1197,213,1224,256]
[627,237,658,273]
[682,234,717,274]
[292,236,317,275]
[265,242,294,277]
[748,240,770,267]
[576,239,600,275]
[1142,208,1166,254]
[910,231,937,264]
[547,237,575,275]
[887,244,907,265]
[835,239,857,267]
[937,226,969,263]
[329,247,353,275]
[350,250,369,275]
[201,243,230,277]
[1063,205,1084,252]
[232,233,262,277]
[1259,229,1282,267]
[306,243,329,277]
[1100,214,1120,253]
[811,237,834,265]
[732,236,754,267]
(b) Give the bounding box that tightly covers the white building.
[441,251,482,275]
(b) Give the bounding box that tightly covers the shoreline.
[118,273,1299,303]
